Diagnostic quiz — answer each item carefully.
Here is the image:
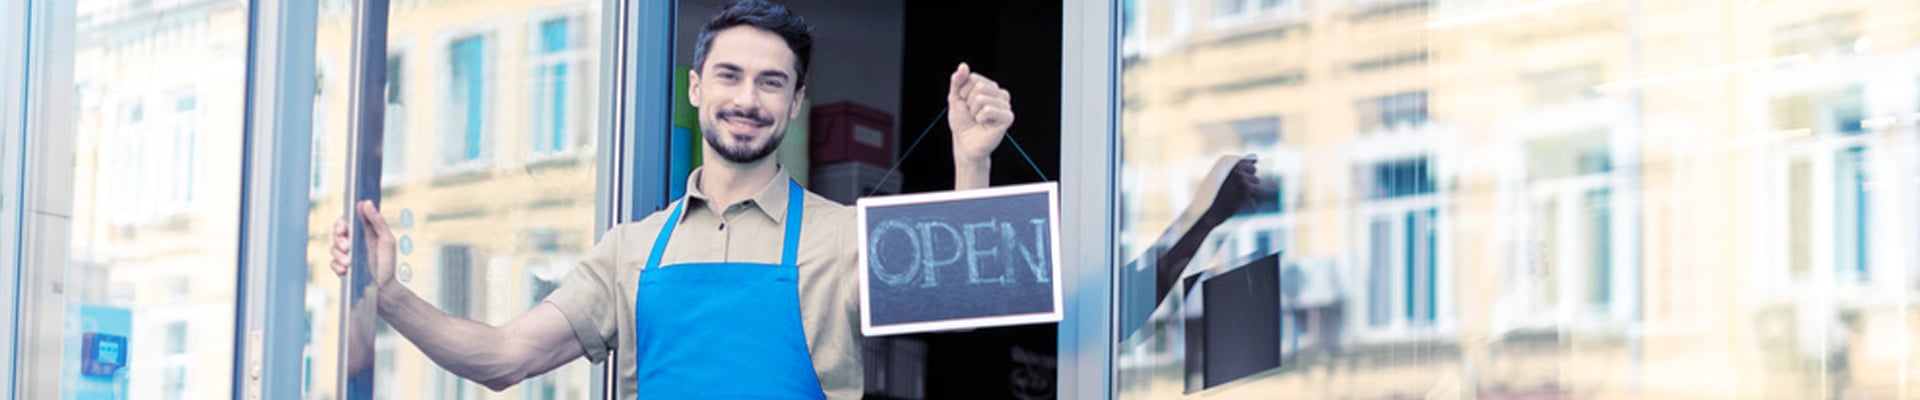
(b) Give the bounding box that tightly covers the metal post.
[12,0,78,397]
[1059,0,1117,398]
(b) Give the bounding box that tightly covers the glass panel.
[63,0,249,399]
[1117,0,1920,398]
[308,0,603,398]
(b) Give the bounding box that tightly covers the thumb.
[948,63,971,103]
[356,200,392,239]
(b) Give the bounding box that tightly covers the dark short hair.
[691,0,814,91]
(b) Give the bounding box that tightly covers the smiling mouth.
[723,116,765,134]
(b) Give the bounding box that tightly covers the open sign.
[857,182,1063,336]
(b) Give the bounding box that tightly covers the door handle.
[337,0,390,399]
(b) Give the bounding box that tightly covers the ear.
[788,86,808,120]
[687,68,703,107]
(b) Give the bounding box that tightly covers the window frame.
[1758,133,1894,304]
[1750,59,1913,302]
[0,0,28,393]
[1500,127,1634,333]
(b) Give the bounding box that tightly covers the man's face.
[690,26,806,164]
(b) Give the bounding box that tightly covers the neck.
[697,149,781,207]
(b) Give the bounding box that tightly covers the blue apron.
[632,180,826,399]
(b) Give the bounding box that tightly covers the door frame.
[233,0,318,399]
[0,0,30,394]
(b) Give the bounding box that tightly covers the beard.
[702,107,785,164]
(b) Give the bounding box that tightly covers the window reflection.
[1118,0,1920,398]
[65,0,249,399]
[308,1,602,399]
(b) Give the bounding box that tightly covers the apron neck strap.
[780,179,804,267]
[644,179,806,270]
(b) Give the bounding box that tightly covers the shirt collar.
[681,165,794,226]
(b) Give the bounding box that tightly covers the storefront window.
[1116,0,1920,398]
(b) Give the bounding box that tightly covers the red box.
[810,102,895,168]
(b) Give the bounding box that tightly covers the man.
[327,1,1015,398]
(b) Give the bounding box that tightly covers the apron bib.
[631,180,825,399]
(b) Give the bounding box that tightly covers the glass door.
[308,0,607,398]
[50,0,253,399]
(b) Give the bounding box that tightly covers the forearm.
[376,283,533,390]
[1151,213,1228,303]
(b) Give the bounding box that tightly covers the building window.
[439,245,478,318]
[1215,0,1249,19]
[442,35,490,169]
[109,93,200,226]
[1367,208,1438,328]
[165,321,189,400]
[169,93,198,208]
[436,244,481,399]
[1122,0,1139,40]
[1199,116,1280,153]
[1788,158,1812,277]
[1511,132,1621,325]
[1770,14,1859,58]
[1586,187,1611,307]
[1356,91,1428,133]
[1836,146,1869,282]
[1526,64,1601,106]
[1369,157,1434,199]
[1768,86,1864,135]
[312,74,328,197]
[1363,157,1441,330]
[1215,0,1300,27]
[384,54,406,181]
[531,17,586,158]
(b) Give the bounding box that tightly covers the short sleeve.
[543,224,624,364]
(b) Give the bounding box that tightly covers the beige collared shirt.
[545,166,863,400]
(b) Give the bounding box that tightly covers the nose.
[726,81,757,111]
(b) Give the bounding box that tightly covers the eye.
[758,78,785,90]
[715,71,740,82]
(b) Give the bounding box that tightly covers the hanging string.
[867,107,946,197]
[1003,133,1050,182]
[866,105,1052,197]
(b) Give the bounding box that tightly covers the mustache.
[717,108,774,127]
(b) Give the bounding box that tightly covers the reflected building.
[68,0,250,399]
[304,0,602,399]
[1118,0,1920,399]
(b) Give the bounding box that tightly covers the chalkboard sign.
[857,182,1063,336]
[1198,252,1282,390]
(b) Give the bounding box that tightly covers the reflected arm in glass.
[948,62,1016,190]
[1140,155,1270,305]
[329,201,584,392]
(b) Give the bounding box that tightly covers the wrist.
[375,280,406,313]
[954,158,991,190]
